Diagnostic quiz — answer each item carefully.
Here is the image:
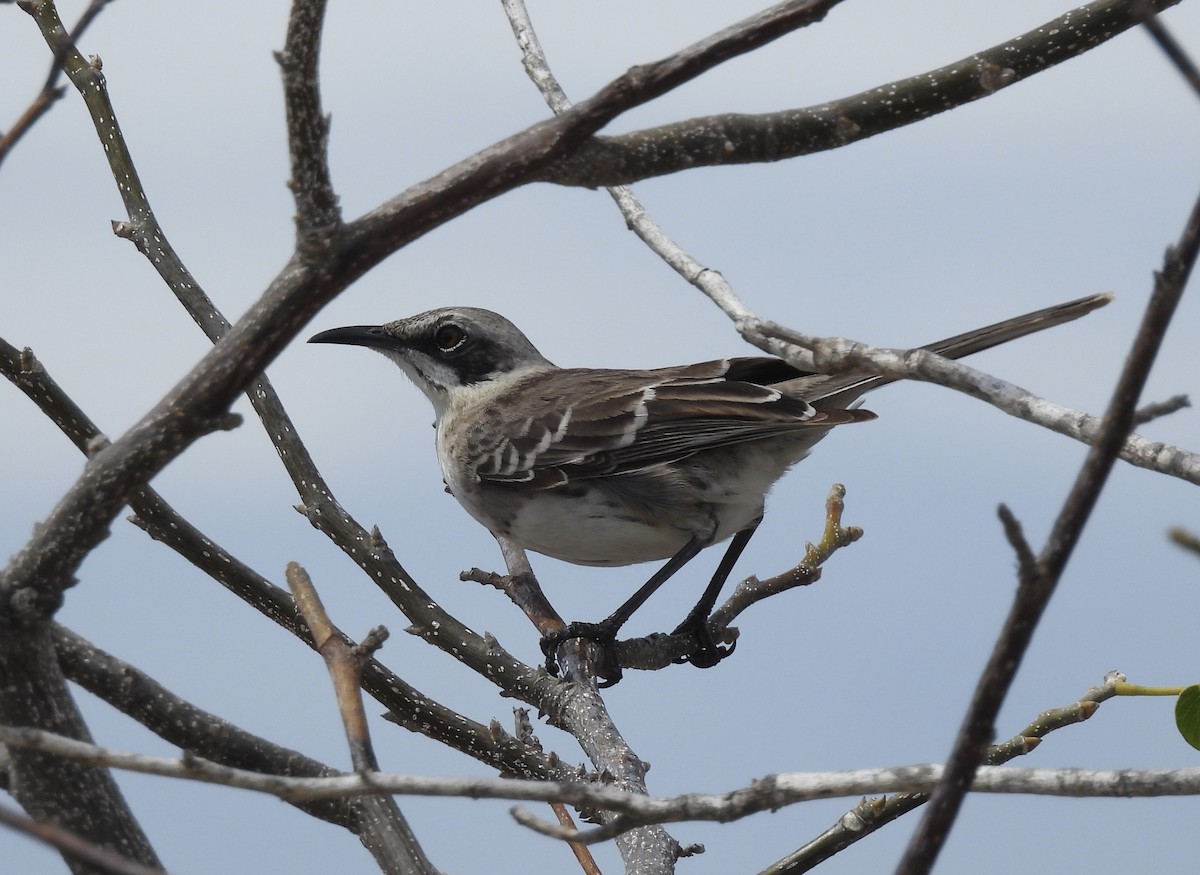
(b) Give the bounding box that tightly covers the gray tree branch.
[538,0,1185,186]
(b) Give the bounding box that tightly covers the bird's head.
[309,307,555,419]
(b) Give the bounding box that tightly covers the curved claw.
[540,629,579,678]
[539,622,624,686]
[674,637,736,669]
[670,612,736,670]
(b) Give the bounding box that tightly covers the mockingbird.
[311,292,1109,684]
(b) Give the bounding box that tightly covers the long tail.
[918,292,1111,360]
[811,292,1112,406]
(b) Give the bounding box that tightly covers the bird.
[310,293,1110,684]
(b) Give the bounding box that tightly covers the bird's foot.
[540,621,625,687]
[670,612,736,669]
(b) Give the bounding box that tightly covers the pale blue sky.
[3,2,1199,873]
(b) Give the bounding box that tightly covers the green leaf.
[1174,685,1200,751]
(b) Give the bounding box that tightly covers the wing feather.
[466,362,875,489]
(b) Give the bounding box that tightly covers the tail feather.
[808,292,1112,408]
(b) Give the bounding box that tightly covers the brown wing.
[466,360,874,489]
[465,292,1109,487]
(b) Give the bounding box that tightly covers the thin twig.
[509,710,602,875]
[1132,393,1191,426]
[1169,526,1200,556]
[1139,2,1200,100]
[285,563,436,875]
[287,563,387,774]
[274,0,341,247]
[551,802,603,875]
[0,0,115,167]
[711,484,860,629]
[761,676,1122,873]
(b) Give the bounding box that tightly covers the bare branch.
[285,565,435,875]
[288,563,386,773]
[751,307,1199,486]
[0,0,115,168]
[52,624,432,874]
[762,677,1122,873]
[539,0,1186,187]
[0,337,567,787]
[3,725,1198,835]
[896,134,1200,875]
[1169,526,1200,556]
[592,484,862,676]
[1133,394,1191,426]
[0,802,167,875]
[711,483,860,629]
[0,629,162,871]
[501,0,762,361]
[1140,1,1200,100]
[468,535,566,641]
[484,536,683,869]
[275,0,341,244]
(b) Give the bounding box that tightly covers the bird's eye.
[434,323,467,352]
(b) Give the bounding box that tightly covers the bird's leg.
[671,522,759,669]
[540,536,706,684]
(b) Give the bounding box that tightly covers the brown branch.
[275,0,341,245]
[0,0,114,167]
[539,0,1185,187]
[511,708,603,875]
[1170,526,1200,556]
[285,564,435,875]
[287,563,387,774]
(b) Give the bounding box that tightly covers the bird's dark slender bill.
[309,325,393,349]
[309,292,1111,685]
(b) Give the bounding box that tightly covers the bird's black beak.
[308,325,391,349]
